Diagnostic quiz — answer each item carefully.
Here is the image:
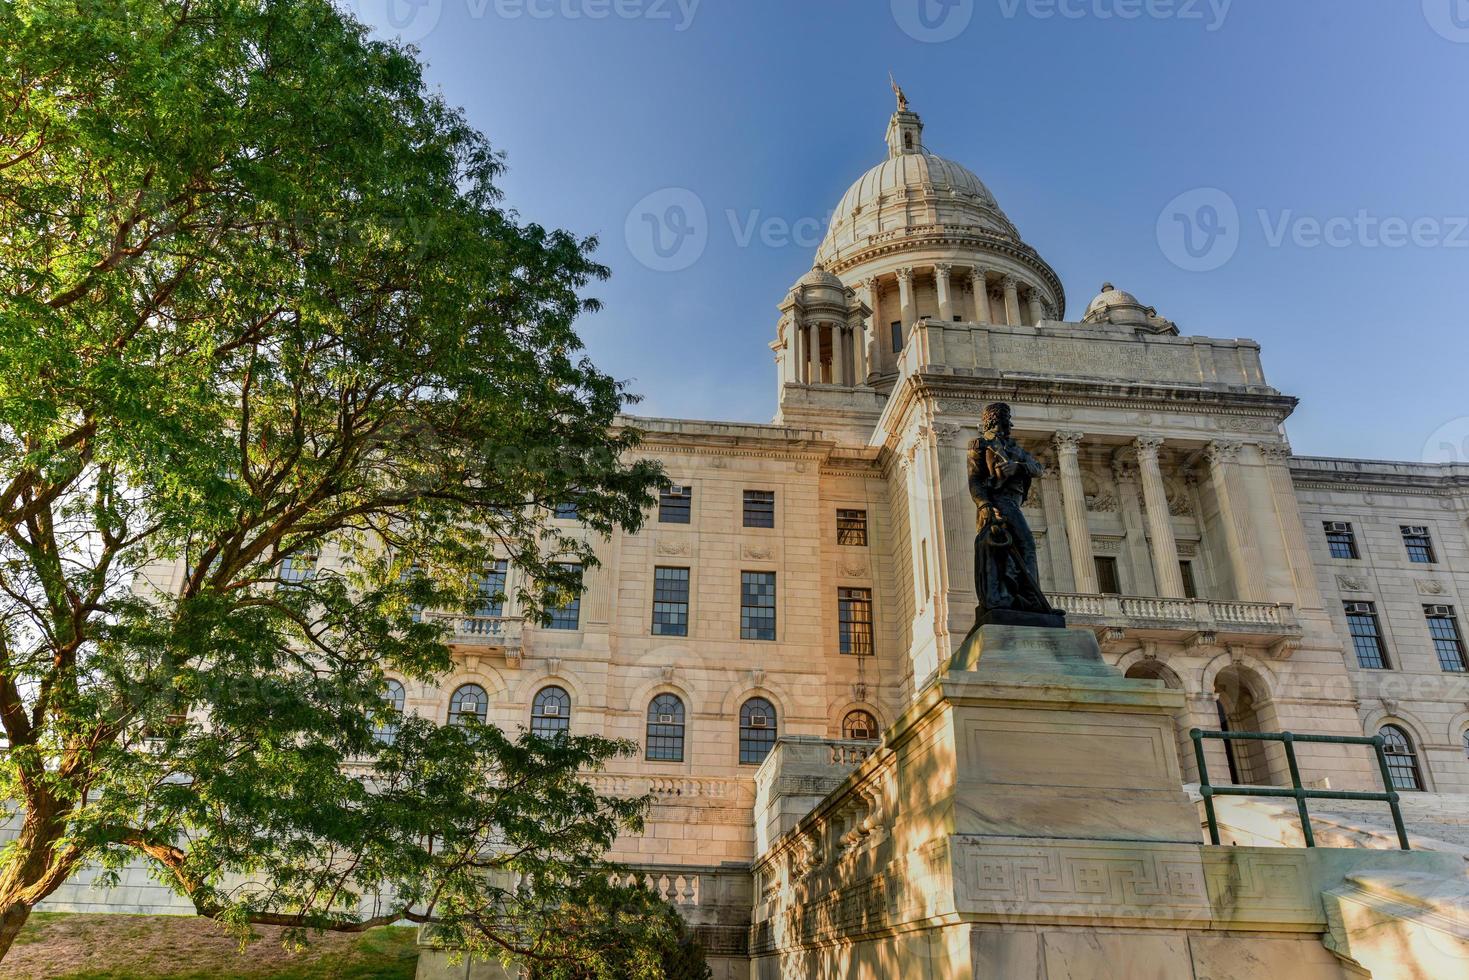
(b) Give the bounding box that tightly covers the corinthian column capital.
[1052,430,1086,455]
[1134,436,1165,461]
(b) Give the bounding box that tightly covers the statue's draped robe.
[968,435,1054,616]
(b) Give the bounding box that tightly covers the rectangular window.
[1426,606,1467,672]
[1345,601,1389,669]
[1179,561,1198,600]
[740,571,777,641]
[545,564,582,631]
[651,566,690,637]
[278,550,319,588]
[474,560,509,618]
[553,501,579,521]
[1324,522,1359,560]
[839,588,874,656]
[836,509,868,547]
[743,489,775,529]
[1402,526,1436,564]
[952,315,963,323]
[1094,556,1121,596]
[890,321,903,353]
[658,485,692,524]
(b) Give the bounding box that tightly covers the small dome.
[1083,283,1178,335]
[798,266,846,290]
[1084,283,1145,321]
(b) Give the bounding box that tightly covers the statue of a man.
[968,403,1056,619]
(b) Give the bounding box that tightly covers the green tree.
[0,0,671,966]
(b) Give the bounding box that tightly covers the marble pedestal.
[750,625,1457,979]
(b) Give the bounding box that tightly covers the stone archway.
[1213,663,1279,786]
[1125,660,1196,782]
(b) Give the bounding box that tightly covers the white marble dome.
[814,151,1020,268]
[1084,283,1146,321]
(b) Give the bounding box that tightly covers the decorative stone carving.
[1337,575,1369,592]
[1204,441,1242,464]
[743,545,775,560]
[1416,580,1447,596]
[656,537,692,557]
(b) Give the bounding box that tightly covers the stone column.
[935,263,954,322]
[791,315,806,383]
[806,323,822,385]
[1114,458,1156,598]
[970,268,990,324]
[1053,431,1098,594]
[1026,288,1045,326]
[896,267,915,333]
[1259,443,1325,610]
[1038,460,1074,593]
[1135,438,1185,598]
[837,327,850,386]
[861,278,880,377]
[1001,275,1022,326]
[853,319,868,382]
[1205,441,1262,602]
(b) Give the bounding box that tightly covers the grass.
[3,912,420,980]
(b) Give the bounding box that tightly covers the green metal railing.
[1189,728,1410,851]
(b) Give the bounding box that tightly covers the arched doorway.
[1213,664,1277,786]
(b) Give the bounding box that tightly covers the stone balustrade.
[1051,592,1302,652]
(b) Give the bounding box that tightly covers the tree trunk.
[0,901,34,962]
[0,798,76,963]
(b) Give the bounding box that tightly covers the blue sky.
[348,0,1469,462]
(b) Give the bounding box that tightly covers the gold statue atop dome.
[889,72,909,112]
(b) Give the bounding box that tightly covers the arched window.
[739,698,777,765]
[375,679,405,744]
[1380,725,1424,791]
[531,686,571,738]
[646,694,685,762]
[1462,729,1469,760]
[448,684,488,726]
[842,710,879,741]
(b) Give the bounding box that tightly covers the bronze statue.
[968,403,1064,626]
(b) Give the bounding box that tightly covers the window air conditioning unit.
[668,486,689,497]
[657,713,676,725]
[1425,605,1454,617]
[850,727,872,740]
[543,704,561,716]
[1325,522,1352,533]
[1345,601,1375,614]
[1403,525,1429,536]
[749,714,769,729]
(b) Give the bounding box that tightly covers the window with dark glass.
[837,509,868,547]
[890,321,903,353]
[448,684,488,726]
[740,571,776,640]
[652,566,690,637]
[1179,561,1198,599]
[743,489,775,528]
[1345,601,1389,669]
[279,550,319,588]
[658,485,692,524]
[546,563,582,631]
[1426,606,1467,672]
[843,710,878,741]
[1094,556,1121,596]
[1402,526,1436,564]
[1324,522,1359,560]
[530,686,571,737]
[553,500,579,520]
[1380,725,1424,791]
[473,560,508,618]
[739,697,777,765]
[646,694,685,762]
[375,679,405,744]
[839,588,874,656]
